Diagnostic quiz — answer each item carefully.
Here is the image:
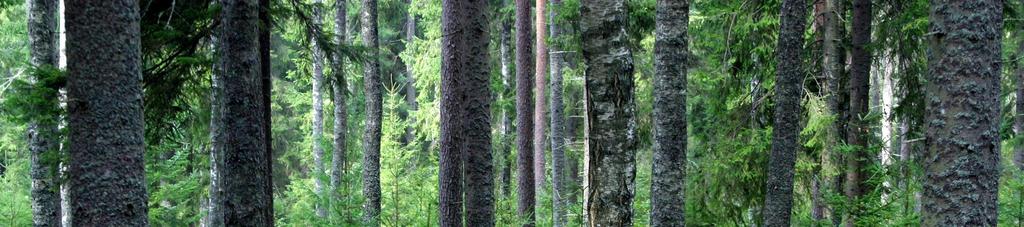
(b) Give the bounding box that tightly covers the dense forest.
[0,0,1019,226]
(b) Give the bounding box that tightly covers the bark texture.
[331,0,348,205]
[218,0,273,225]
[1017,13,1024,171]
[844,0,871,225]
[259,0,274,221]
[514,0,536,225]
[361,0,383,224]
[533,0,548,193]
[650,0,688,226]
[65,0,148,225]
[27,0,61,225]
[310,0,328,218]
[761,0,807,225]
[921,0,1003,225]
[207,34,225,227]
[580,0,637,225]
[548,0,567,225]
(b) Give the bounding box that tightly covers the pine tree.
[650,0,688,225]
[844,0,871,224]
[310,0,329,218]
[26,0,61,225]
[514,0,536,225]
[361,0,383,224]
[331,0,349,207]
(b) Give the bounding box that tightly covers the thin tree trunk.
[259,0,274,221]
[310,0,328,218]
[533,0,548,194]
[821,0,846,222]
[65,0,148,225]
[218,0,273,225]
[921,0,1002,225]
[207,34,225,227]
[27,0,61,225]
[548,0,567,225]
[57,1,71,225]
[515,0,536,225]
[1015,3,1024,171]
[580,0,637,225]
[844,0,871,225]
[361,0,383,224]
[650,0,688,226]
[331,0,349,209]
[761,0,807,225]
[499,2,514,197]
[403,0,417,147]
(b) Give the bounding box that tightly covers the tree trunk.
[921,0,1003,225]
[404,0,418,147]
[580,0,637,225]
[207,34,225,227]
[844,0,871,225]
[361,0,383,224]
[218,0,273,225]
[27,0,61,225]
[331,0,349,208]
[533,0,548,194]
[259,0,274,221]
[821,0,845,222]
[548,0,567,225]
[650,0,688,226]
[310,0,329,218]
[1017,29,1024,171]
[515,0,536,225]
[761,0,807,225]
[499,2,514,197]
[66,0,148,225]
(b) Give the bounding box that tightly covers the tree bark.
[548,0,567,225]
[331,0,349,208]
[259,0,274,221]
[65,0,148,225]
[921,0,1002,225]
[650,0,688,226]
[1017,19,1024,171]
[310,0,329,218]
[499,1,514,197]
[533,0,548,194]
[361,0,383,224]
[207,34,225,227]
[820,0,845,222]
[217,0,273,225]
[580,0,637,225]
[761,0,807,225]
[404,0,418,147]
[27,0,61,225]
[844,0,870,225]
[514,0,536,225]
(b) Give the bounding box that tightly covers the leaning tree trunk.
[650,0,688,226]
[761,0,808,225]
[331,0,349,205]
[310,0,329,218]
[65,0,148,225]
[548,0,567,225]
[27,0,61,225]
[514,0,536,225]
[361,0,383,224]
[921,0,1003,225]
[580,0,637,225]
[218,0,273,225]
[844,0,871,225]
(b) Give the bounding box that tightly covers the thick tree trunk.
[822,0,846,223]
[650,0,688,226]
[761,0,807,225]
[207,34,225,227]
[404,0,418,147]
[548,0,567,225]
[66,0,148,225]
[331,0,349,207]
[310,0,328,218]
[533,0,548,194]
[218,0,273,225]
[27,0,61,225]
[844,0,871,225]
[437,2,463,222]
[361,0,383,224]
[921,0,1003,225]
[514,0,536,225]
[580,0,637,225]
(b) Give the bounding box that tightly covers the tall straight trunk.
[548,0,567,225]
[499,3,514,197]
[57,1,71,225]
[331,0,349,204]
[361,0,383,224]
[821,0,845,222]
[65,0,148,225]
[310,0,328,218]
[514,0,536,225]
[761,0,807,225]
[404,0,417,146]
[218,0,273,225]
[650,0,688,226]
[533,0,548,193]
[922,0,1003,225]
[437,3,463,221]
[27,0,61,225]
[207,34,225,227]
[844,0,870,225]
[1017,24,1024,171]
[580,0,637,225]
[258,0,274,221]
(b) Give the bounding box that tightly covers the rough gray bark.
[361,0,383,224]
[548,0,566,225]
[650,0,687,226]
[207,34,225,227]
[819,0,845,222]
[515,0,536,225]
[310,0,328,218]
[331,0,348,206]
[580,0,637,225]
[403,0,418,147]
[761,0,807,225]
[218,0,273,225]
[844,0,871,225]
[456,1,493,225]
[921,0,1003,225]
[65,0,148,225]
[533,0,548,194]
[27,0,61,225]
